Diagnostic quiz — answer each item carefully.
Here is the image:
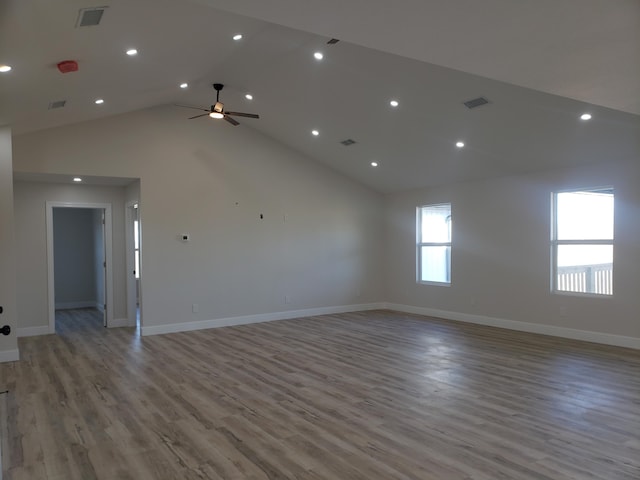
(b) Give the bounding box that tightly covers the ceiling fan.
[176,83,259,126]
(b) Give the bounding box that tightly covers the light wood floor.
[1,309,639,480]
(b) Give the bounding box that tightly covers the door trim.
[46,201,114,333]
[125,200,139,327]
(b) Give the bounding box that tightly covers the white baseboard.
[0,349,19,363]
[55,301,97,310]
[384,303,640,350]
[108,318,129,328]
[141,303,386,337]
[17,326,50,338]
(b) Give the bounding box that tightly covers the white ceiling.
[13,172,137,187]
[1,0,639,193]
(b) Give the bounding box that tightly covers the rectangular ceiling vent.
[327,38,340,45]
[463,96,490,109]
[48,100,67,110]
[76,7,108,27]
[340,138,356,146]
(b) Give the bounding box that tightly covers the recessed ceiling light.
[456,141,465,148]
[73,177,82,182]
[389,100,399,107]
[311,129,319,136]
[126,48,138,56]
[179,83,188,89]
[0,65,11,73]
[245,93,253,100]
[95,98,104,104]
[371,162,378,167]
[313,52,324,60]
[580,113,592,121]
[233,34,243,41]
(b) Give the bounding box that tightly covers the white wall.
[52,208,97,308]
[12,103,637,346]
[0,126,18,361]
[385,160,640,341]
[13,182,128,329]
[12,105,384,331]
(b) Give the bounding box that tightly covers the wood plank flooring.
[1,308,639,479]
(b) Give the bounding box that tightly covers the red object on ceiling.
[57,60,78,73]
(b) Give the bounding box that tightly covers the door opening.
[46,202,114,333]
[126,201,142,329]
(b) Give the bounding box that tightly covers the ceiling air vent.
[76,7,108,27]
[340,139,356,146]
[463,96,490,109]
[48,100,67,110]
[327,38,340,45]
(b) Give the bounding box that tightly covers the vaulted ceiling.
[2,0,639,192]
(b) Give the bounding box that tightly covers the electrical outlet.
[284,296,291,304]
[192,303,199,313]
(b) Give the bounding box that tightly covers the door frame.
[46,201,114,333]
[125,200,141,327]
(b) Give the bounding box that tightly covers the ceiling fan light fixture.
[177,83,259,126]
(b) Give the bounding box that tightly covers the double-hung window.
[552,188,614,295]
[417,203,451,284]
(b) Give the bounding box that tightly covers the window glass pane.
[134,250,140,279]
[134,220,139,249]
[556,190,613,240]
[421,204,451,242]
[420,246,451,283]
[556,244,613,295]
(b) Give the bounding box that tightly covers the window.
[552,188,614,295]
[417,203,451,284]
[133,204,140,279]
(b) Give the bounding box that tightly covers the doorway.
[46,202,114,334]
[125,201,142,328]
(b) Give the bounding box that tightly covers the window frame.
[551,187,614,297]
[416,203,452,286]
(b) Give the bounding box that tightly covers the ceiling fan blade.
[224,115,240,126]
[188,113,210,119]
[175,104,210,112]
[226,111,260,119]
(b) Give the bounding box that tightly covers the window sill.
[418,281,451,287]
[552,290,613,299]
